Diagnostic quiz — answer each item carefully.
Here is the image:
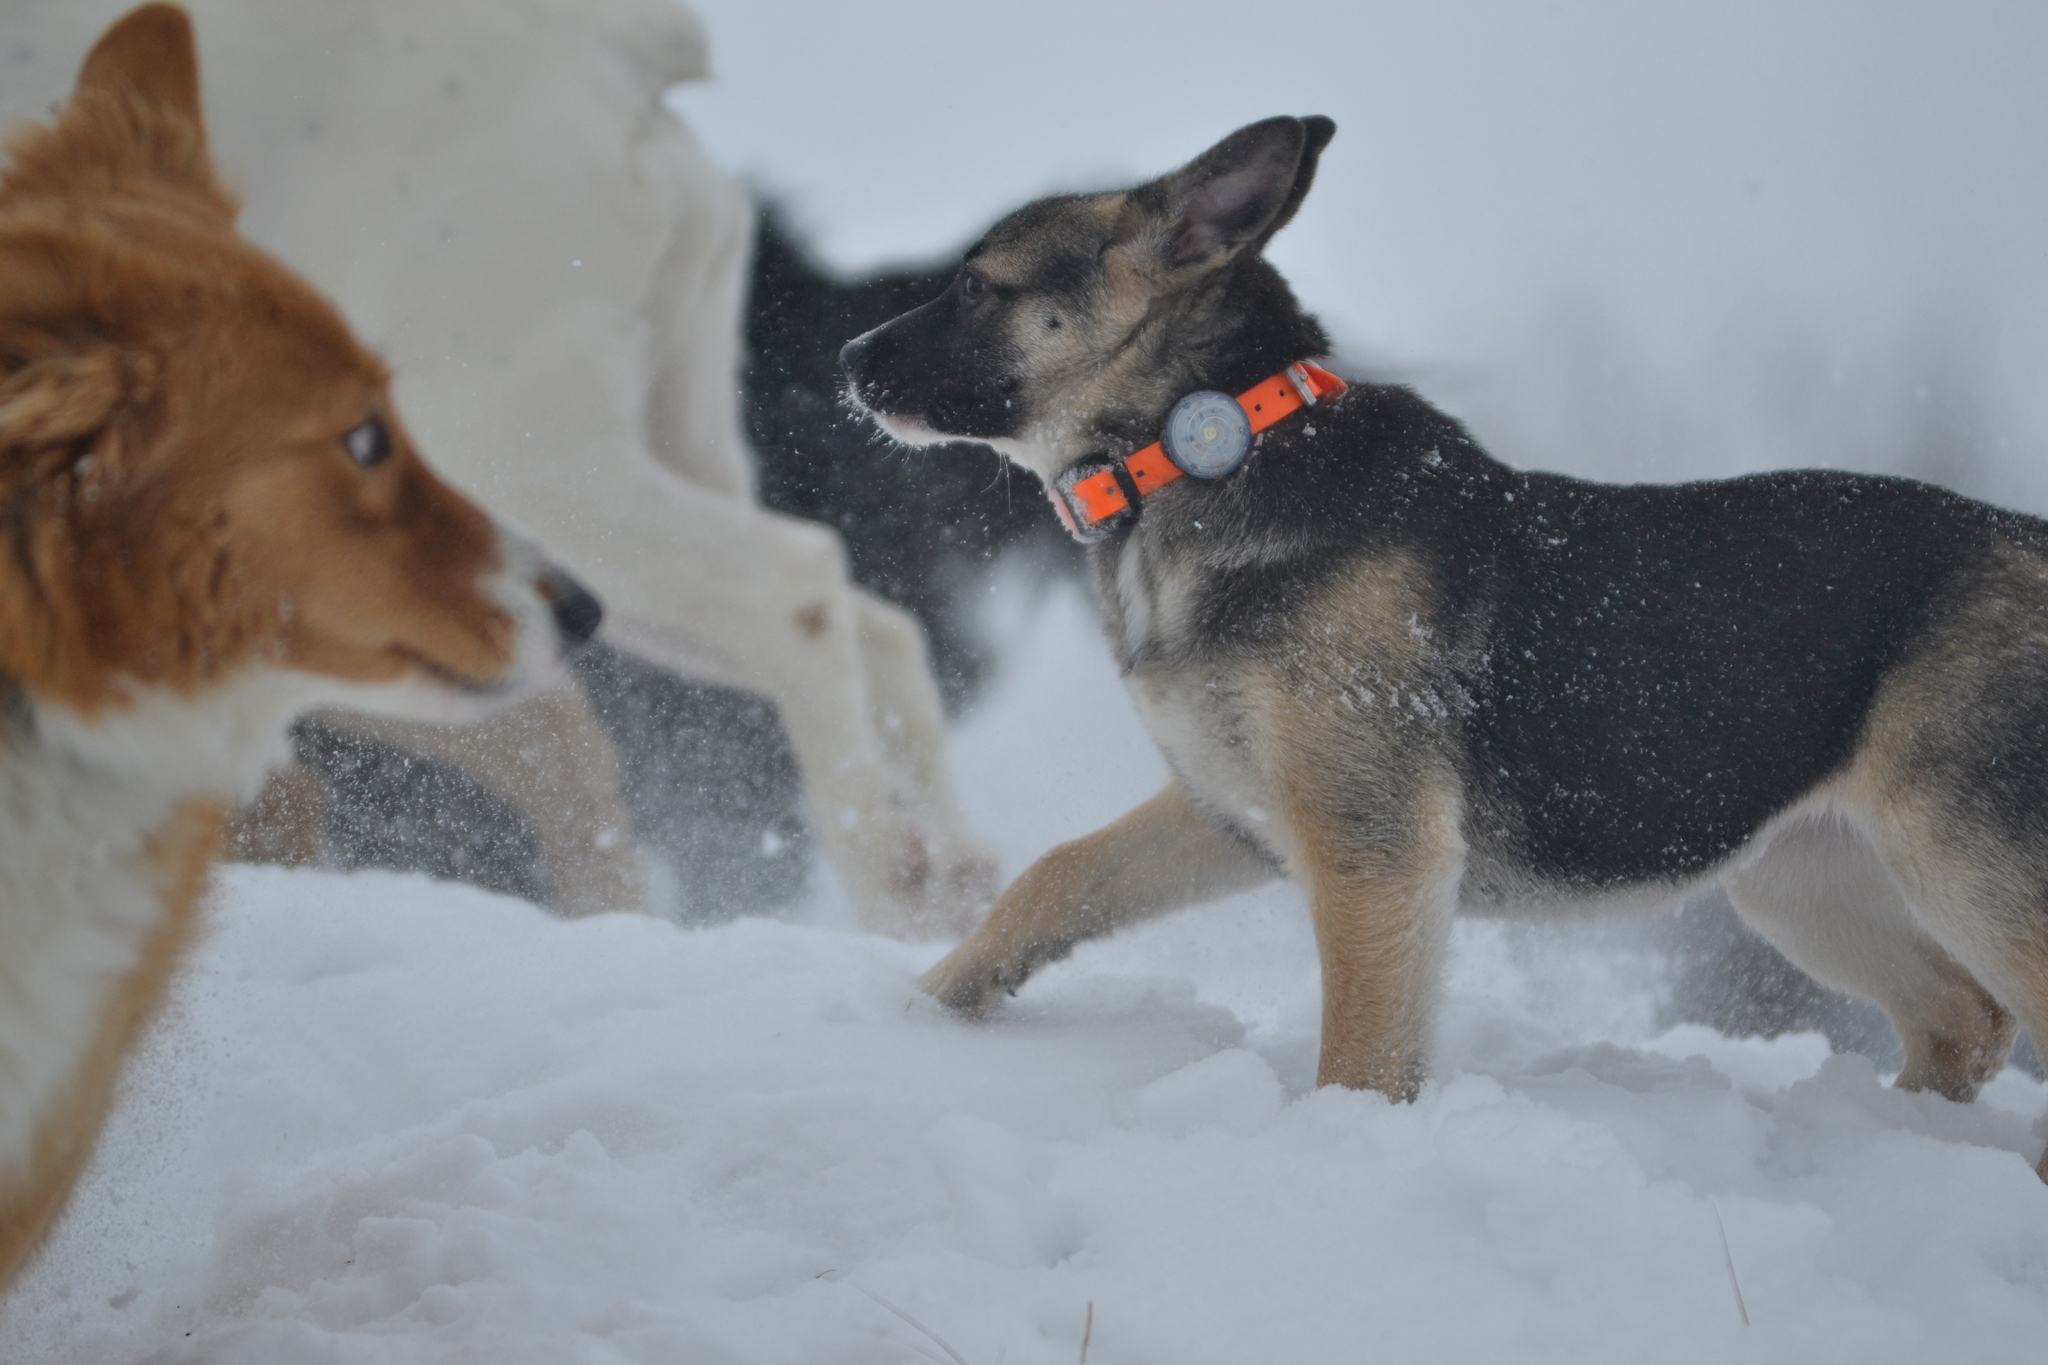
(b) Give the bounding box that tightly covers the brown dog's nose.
[537,564,603,649]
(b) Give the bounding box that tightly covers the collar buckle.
[1051,456,1137,544]
[1283,362,1321,407]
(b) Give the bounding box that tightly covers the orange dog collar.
[1049,361,1346,543]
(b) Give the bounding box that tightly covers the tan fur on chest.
[0,795,222,1286]
[1128,548,1450,871]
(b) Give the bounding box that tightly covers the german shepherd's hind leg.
[1724,812,2014,1102]
[919,782,1277,1014]
[1859,800,2048,1179]
[1281,778,1464,1099]
[1863,836,2048,1182]
[1838,575,2048,1177]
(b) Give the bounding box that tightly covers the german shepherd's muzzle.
[840,285,1023,446]
[846,114,2048,1183]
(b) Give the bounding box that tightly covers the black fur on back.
[1119,373,2043,891]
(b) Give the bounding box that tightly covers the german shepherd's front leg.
[1280,776,1465,1099]
[920,782,1276,1014]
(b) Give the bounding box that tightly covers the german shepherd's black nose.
[839,331,886,406]
[838,332,870,378]
[538,564,603,649]
[840,326,912,409]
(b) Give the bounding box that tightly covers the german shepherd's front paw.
[917,943,1030,1016]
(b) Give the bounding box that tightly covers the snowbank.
[4,590,2045,1363]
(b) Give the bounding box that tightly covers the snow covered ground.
[4,590,2047,1362]
[7,2,2048,1360]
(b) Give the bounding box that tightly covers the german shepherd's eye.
[959,272,984,303]
[342,416,392,468]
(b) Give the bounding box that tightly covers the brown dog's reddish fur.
[0,5,514,719]
[0,4,553,1285]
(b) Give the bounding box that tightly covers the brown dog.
[0,4,600,1285]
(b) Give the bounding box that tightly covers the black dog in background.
[292,203,1938,1071]
[745,209,1077,713]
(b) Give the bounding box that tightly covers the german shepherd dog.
[844,116,2048,1178]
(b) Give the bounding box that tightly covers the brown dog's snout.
[536,564,603,650]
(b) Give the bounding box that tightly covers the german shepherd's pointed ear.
[1144,116,1336,271]
[2,3,233,217]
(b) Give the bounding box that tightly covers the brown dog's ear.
[1145,116,1336,272]
[0,340,157,708]
[76,4,205,131]
[0,348,139,455]
[3,3,232,216]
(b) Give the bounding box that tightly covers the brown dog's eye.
[960,272,984,302]
[342,417,391,467]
